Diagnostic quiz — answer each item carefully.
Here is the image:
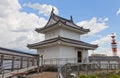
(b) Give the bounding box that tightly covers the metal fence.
[57,63,120,78]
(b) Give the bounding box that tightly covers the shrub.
[88,75,98,78]
[78,75,98,78]
[106,74,120,78]
[78,75,88,78]
[96,72,108,78]
[78,72,120,78]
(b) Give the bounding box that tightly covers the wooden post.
[37,55,40,67]
[41,55,43,66]
[107,61,109,72]
[32,57,35,66]
[36,55,40,72]
[108,61,110,73]
[86,64,88,75]
[0,54,4,68]
[77,64,80,76]
[40,55,43,73]
[20,57,23,69]
[11,55,15,71]
[65,65,67,78]
[99,61,101,73]
[0,54,4,75]
[27,57,29,67]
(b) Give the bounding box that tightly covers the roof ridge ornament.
[51,7,55,15]
[52,7,54,13]
[70,16,73,22]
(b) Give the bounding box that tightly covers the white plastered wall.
[45,28,60,40]
[37,46,60,59]
[82,50,89,63]
[60,28,80,40]
[45,28,81,40]
[59,45,77,64]
[37,45,79,65]
[37,45,89,64]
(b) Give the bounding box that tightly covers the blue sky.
[0,0,120,56]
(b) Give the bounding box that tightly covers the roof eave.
[27,42,58,49]
[27,37,98,50]
[35,21,59,33]
[61,41,98,50]
[35,19,90,34]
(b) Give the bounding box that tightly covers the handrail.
[57,65,64,78]
[57,63,77,78]
[0,53,38,78]
[43,58,77,65]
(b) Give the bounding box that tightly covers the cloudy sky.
[0,0,120,56]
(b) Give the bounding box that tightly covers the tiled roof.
[89,56,119,61]
[27,36,98,49]
[35,11,89,33]
[0,47,36,56]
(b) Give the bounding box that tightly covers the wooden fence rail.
[0,53,39,76]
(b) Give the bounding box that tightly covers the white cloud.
[89,46,120,56]
[23,3,59,16]
[89,47,112,56]
[90,34,112,56]
[77,17,109,37]
[0,0,53,53]
[77,17,112,56]
[91,34,111,45]
[0,0,21,17]
[89,34,120,56]
[116,8,120,16]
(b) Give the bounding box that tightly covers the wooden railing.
[0,52,39,77]
[43,58,78,65]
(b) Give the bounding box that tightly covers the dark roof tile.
[27,36,98,49]
[0,47,36,56]
[36,11,89,33]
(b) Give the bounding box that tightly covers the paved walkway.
[26,72,57,78]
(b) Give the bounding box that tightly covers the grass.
[78,71,120,78]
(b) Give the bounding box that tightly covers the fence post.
[99,61,101,73]
[1,66,4,78]
[86,64,88,75]
[65,64,67,78]
[0,55,4,67]
[32,57,35,66]
[77,64,80,76]
[27,57,29,68]
[36,55,40,72]
[92,63,94,74]
[11,55,15,71]
[108,61,110,73]
[20,56,23,69]
[0,54,4,74]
